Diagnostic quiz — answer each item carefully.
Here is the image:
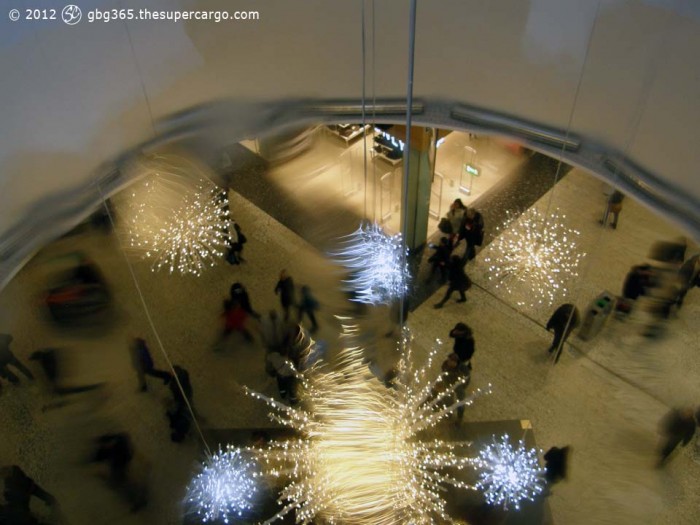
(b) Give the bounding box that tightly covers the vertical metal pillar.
[401,127,434,251]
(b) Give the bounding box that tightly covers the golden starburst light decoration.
[246,320,491,524]
[118,156,230,276]
[483,208,585,307]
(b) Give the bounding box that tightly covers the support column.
[399,126,435,251]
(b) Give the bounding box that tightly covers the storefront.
[240,124,529,245]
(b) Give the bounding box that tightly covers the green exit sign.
[465,164,480,177]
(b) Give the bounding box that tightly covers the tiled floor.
[0,164,698,524]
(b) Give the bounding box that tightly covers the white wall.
[1,0,698,241]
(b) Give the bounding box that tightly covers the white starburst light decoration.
[332,222,410,305]
[483,208,585,307]
[246,321,491,524]
[473,434,546,511]
[185,445,261,523]
[119,156,231,276]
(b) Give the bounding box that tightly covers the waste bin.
[578,291,616,341]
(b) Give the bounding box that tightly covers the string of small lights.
[483,207,585,307]
[245,322,492,524]
[185,446,262,523]
[473,434,546,511]
[331,222,410,305]
[119,157,230,276]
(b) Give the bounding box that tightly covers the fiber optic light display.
[118,156,230,276]
[483,208,585,307]
[246,322,491,524]
[185,446,261,523]
[332,222,410,305]
[473,435,546,511]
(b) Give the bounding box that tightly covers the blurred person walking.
[600,190,625,229]
[222,300,254,344]
[265,348,298,404]
[168,365,193,410]
[434,256,472,309]
[29,348,103,410]
[676,253,700,309]
[427,237,452,283]
[1,465,56,515]
[92,433,134,486]
[657,407,697,466]
[229,282,261,319]
[0,333,34,385]
[166,365,196,442]
[91,433,148,510]
[297,285,320,333]
[275,270,296,321]
[622,264,652,302]
[546,304,580,364]
[129,337,171,392]
[439,353,471,425]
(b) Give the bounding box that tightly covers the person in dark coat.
[130,338,171,392]
[434,256,471,309]
[546,304,580,364]
[428,237,452,283]
[91,433,148,510]
[168,365,193,410]
[457,207,485,262]
[543,446,570,484]
[445,199,466,244]
[449,323,475,363]
[617,265,653,316]
[297,285,320,333]
[225,219,247,265]
[439,353,471,424]
[622,265,652,301]
[167,404,192,443]
[657,407,697,466]
[92,433,134,486]
[275,270,296,321]
[0,333,34,385]
[228,282,260,319]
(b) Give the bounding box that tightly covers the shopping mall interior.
[1,1,699,524]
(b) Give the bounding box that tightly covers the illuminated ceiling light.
[332,223,410,305]
[185,446,261,523]
[483,208,585,307]
[473,435,546,511]
[118,156,230,276]
[246,323,491,524]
